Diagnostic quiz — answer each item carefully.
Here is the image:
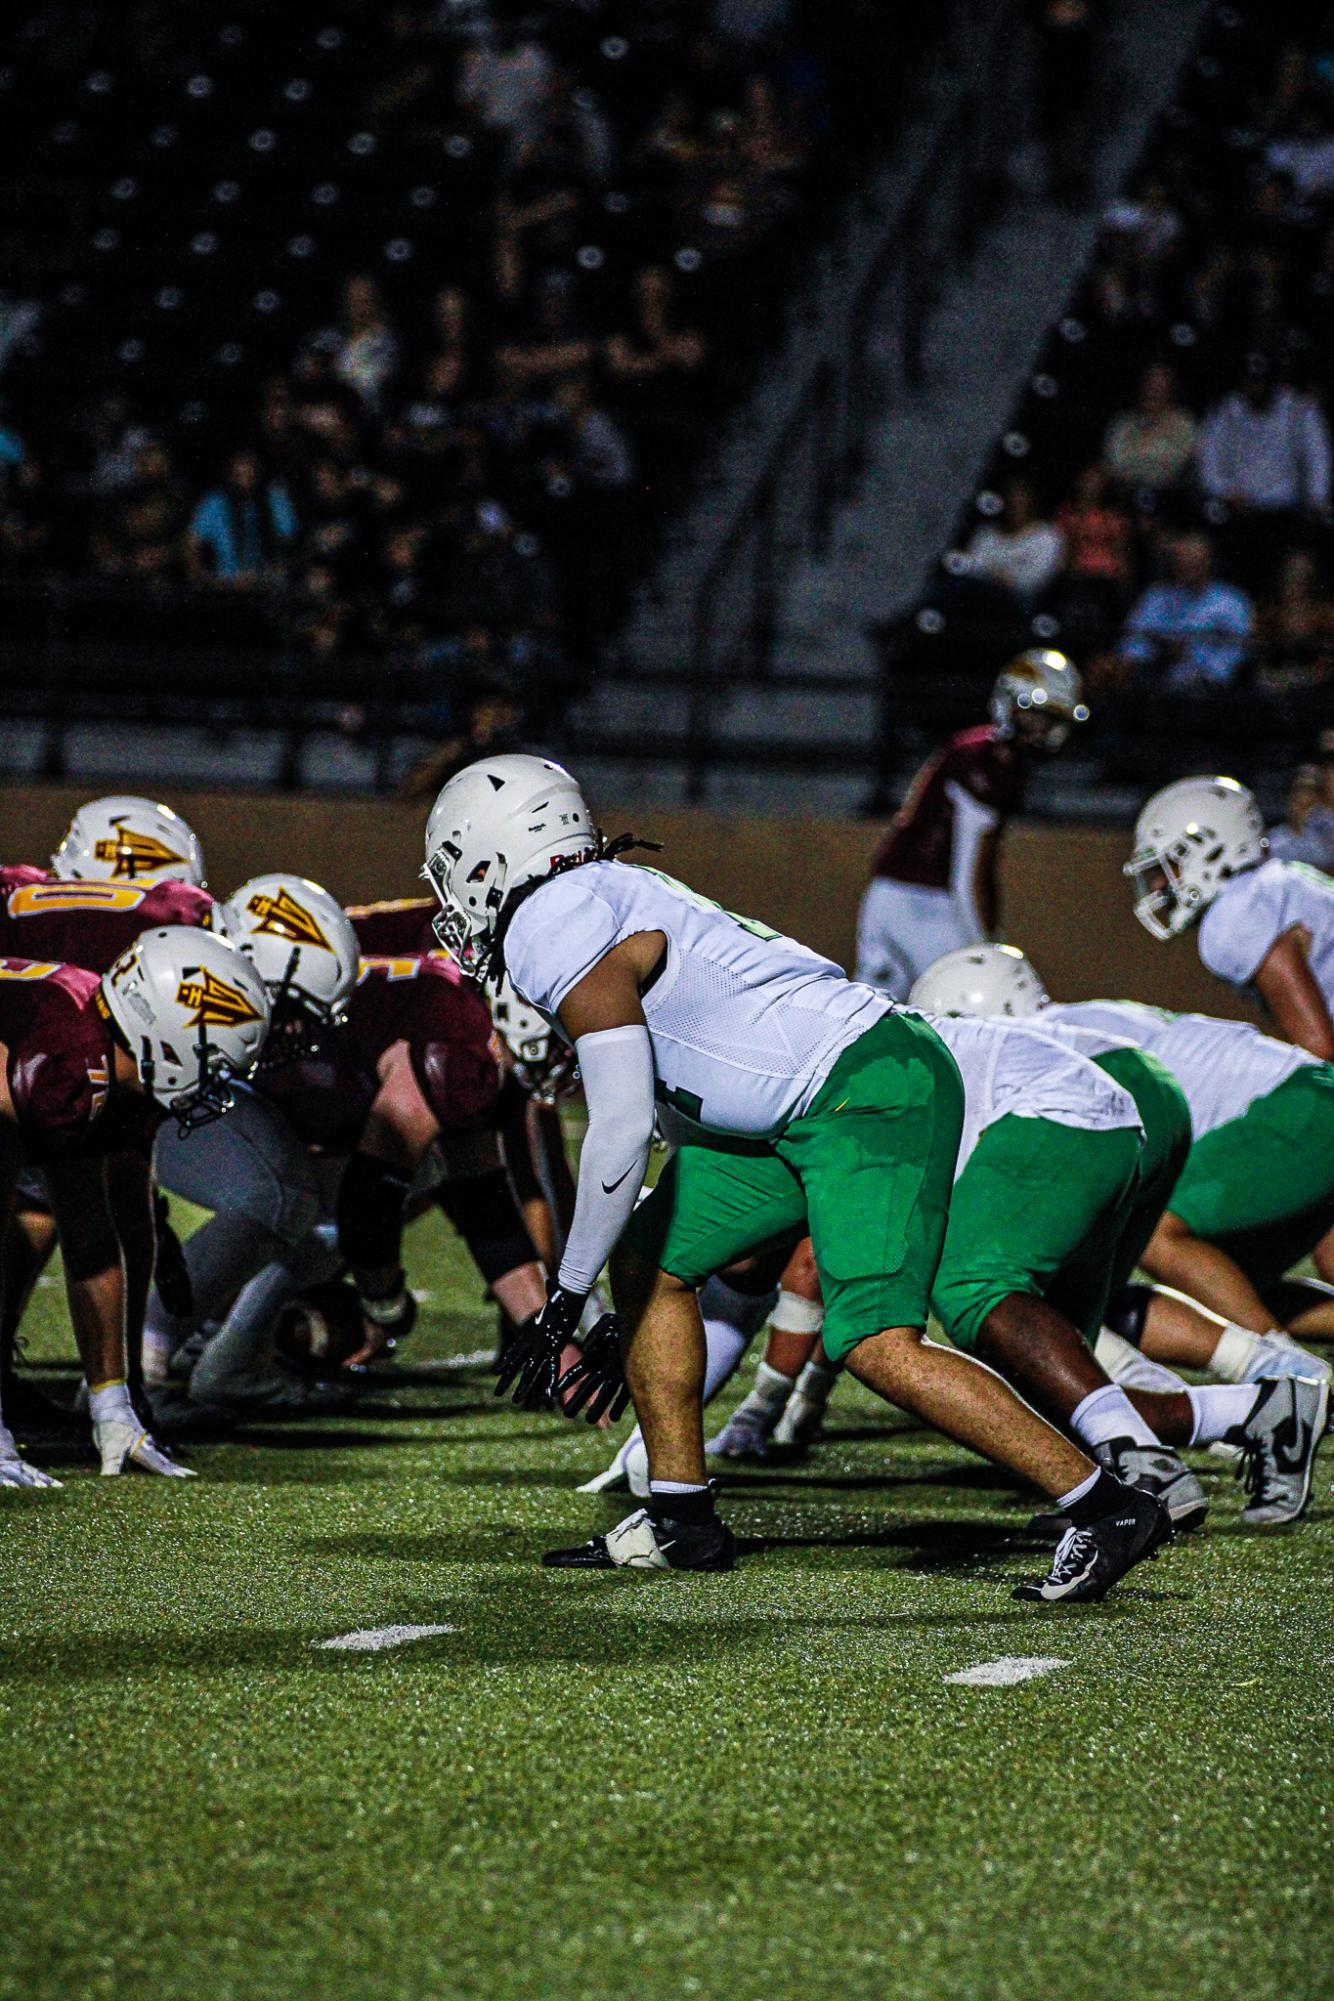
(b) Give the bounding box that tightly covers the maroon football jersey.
[870,725,1028,889]
[345,897,437,957]
[0,959,115,1159]
[258,952,499,1151]
[0,870,216,974]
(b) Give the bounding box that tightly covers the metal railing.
[683,0,1031,799]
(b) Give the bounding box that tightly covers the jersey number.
[655,1080,704,1124]
[8,883,147,916]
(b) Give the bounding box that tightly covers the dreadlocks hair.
[490,829,663,982]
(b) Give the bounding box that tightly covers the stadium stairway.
[573,0,1216,817]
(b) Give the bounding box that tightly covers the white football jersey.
[1044,998,1317,1140]
[919,1014,1143,1181]
[504,861,891,1139]
[1198,857,1334,997]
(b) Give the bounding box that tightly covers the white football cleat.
[706,1393,784,1461]
[1240,1332,1332,1385]
[0,1456,62,1488]
[95,1416,197,1478]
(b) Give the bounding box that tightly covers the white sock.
[750,1361,796,1410]
[1094,1329,1186,1395]
[88,1379,136,1427]
[1186,1382,1259,1446]
[1209,1323,1269,1384]
[649,1479,707,1495]
[792,1359,838,1406]
[1069,1382,1158,1451]
[1056,1465,1102,1511]
[698,1277,773,1402]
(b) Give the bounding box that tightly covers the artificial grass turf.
[1,1206,1330,2001]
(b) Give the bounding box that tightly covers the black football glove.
[494,1285,584,1410]
[152,1191,194,1321]
[556,1315,630,1424]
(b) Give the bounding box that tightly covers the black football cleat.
[1014,1482,1172,1604]
[543,1506,736,1572]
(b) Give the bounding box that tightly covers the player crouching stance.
[424,754,1171,1603]
[911,949,1330,1527]
[0,927,268,1484]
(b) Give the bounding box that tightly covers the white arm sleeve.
[557,1024,657,1297]
[945,779,1000,941]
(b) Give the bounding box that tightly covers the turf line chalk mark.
[945,1656,1071,1687]
[316,1624,459,1653]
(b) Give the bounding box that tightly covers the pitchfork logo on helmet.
[220,873,359,1065]
[52,795,206,887]
[1125,775,1267,939]
[175,965,265,1031]
[423,754,597,978]
[243,882,333,953]
[100,926,270,1132]
[909,944,1049,1018]
[990,649,1089,752]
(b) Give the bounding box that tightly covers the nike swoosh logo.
[601,1166,635,1195]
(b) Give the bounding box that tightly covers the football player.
[150,876,548,1413]
[0,927,268,1485]
[50,794,206,886]
[855,650,1088,998]
[0,861,218,1426]
[925,942,1334,1374]
[423,753,1170,1603]
[1127,774,1334,1060]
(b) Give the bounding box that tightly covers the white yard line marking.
[316,1624,458,1653]
[945,1656,1072,1687]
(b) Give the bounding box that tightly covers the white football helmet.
[488,973,578,1106]
[423,754,597,977]
[221,873,360,1062]
[52,795,206,886]
[100,925,270,1130]
[990,649,1089,751]
[909,944,1049,1018]
[1125,775,1267,939]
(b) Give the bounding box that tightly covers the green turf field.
[2,1205,1330,2001]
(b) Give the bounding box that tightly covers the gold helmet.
[990,650,1089,751]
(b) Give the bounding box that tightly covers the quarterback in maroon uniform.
[0,928,268,1485]
[855,650,1087,997]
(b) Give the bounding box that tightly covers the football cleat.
[706,1392,784,1461]
[1092,1437,1208,1531]
[1014,1484,1171,1603]
[0,1427,62,1490]
[1235,1375,1329,1526]
[543,1506,736,1572]
[95,1416,197,1478]
[1239,1332,1331,1385]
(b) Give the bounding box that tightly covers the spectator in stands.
[186,449,298,587]
[960,477,1065,609]
[1052,464,1132,644]
[1264,94,1334,198]
[401,680,531,800]
[1102,361,1198,493]
[458,22,552,136]
[495,272,594,397]
[332,274,400,417]
[1198,354,1332,518]
[1117,530,1253,692]
[1254,548,1334,693]
[424,285,479,402]
[0,455,50,577]
[1268,760,1334,868]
